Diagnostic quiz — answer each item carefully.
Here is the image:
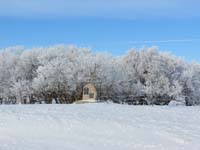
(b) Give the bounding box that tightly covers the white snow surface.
[0,104,200,150]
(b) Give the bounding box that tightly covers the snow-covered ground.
[0,104,200,150]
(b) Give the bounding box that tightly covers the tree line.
[0,45,200,105]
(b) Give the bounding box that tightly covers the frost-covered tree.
[0,45,200,105]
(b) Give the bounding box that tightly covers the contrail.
[129,38,200,44]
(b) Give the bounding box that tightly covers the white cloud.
[129,38,200,44]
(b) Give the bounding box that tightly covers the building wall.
[82,83,97,100]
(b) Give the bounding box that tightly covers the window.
[84,87,89,95]
[89,93,94,99]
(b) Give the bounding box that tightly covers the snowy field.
[0,104,200,150]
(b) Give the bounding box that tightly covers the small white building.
[82,83,97,101]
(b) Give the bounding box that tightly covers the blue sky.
[0,0,200,61]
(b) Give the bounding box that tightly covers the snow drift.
[0,104,200,150]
